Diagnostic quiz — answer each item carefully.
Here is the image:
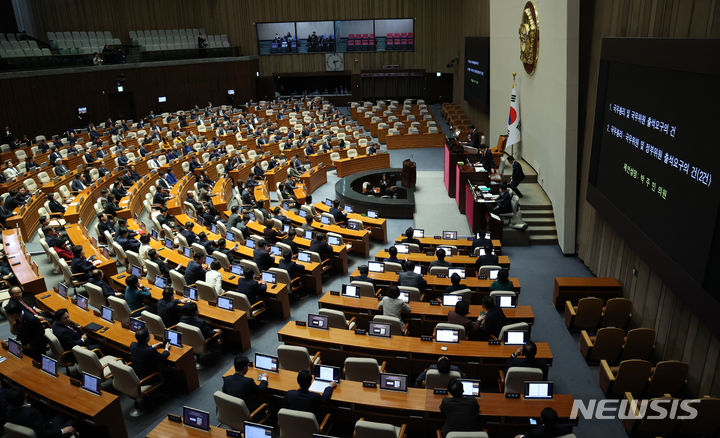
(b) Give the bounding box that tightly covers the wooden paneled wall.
[577,0,720,397]
[0,59,257,137]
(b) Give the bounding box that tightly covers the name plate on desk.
[489,340,502,345]
[167,413,182,423]
[421,336,433,342]
[226,431,241,438]
[429,301,441,306]
[69,378,82,387]
[330,291,340,296]
[433,388,449,395]
[436,274,446,278]
[506,393,521,399]
[362,381,377,388]
[355,329,367,335]
[295,320,307,327]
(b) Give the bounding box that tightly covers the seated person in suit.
[253,239,274,272]
[475,245,499,271]
[124,274,152,312]
[237,267,266,304]
[378,285,410,320]
[4,300,47,361]
[263,220,285,245]
[328,200,347,223]
[6,387,76,437]
[214,238,239,264]
[285,369,336,421]
[400,227,423,250]
[490,268,514,291]
[440,378,482,437]
[47,193,65,214]
[478,143,495,173]
[179,302,221,343]
[147,249,171,278]
[471,229,492,250]
[493,183,513,215]
[351,264,375,288]
[281,228,299,255]
[116,228,141,252]
[157,286,186,327]
[384,246,406,270]
[476,295,507,340]
[506,341,548,379]
[70,245,95,281]
[447,300,483,340]
[184,252,206,285]
[514,407,573,438]
[130,327,170,383]
[444,273,465,294]
[429,248,451,269]
[398,260,427,290]
[309,233,332,262]
[181,222,198,245]
[222,355,268,412]
[278,250,303,280]
[89,269,122,298]
[416,356,466,387]
[53,159,69,176]
[52,308,101,351]
[301,215,315,232]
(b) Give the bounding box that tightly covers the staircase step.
[527,225,557,236]
[522,209,555,218]
[524,217,556,226]
[529,234,558,244]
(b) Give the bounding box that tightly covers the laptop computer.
[100,305,113,323]
[269,245,282,256]
[129,317,145,332]
[303,230,314,240]
[182,247,191,258]
[226,231,235,241]
[254,353,279,373]
[130,264,142,278]
[261,272,276,284]
[379,373,407,391]
[165,329,182,347]
[442,231,457,240]
[76,294,88,310]
[154,276,167,289]
[347,221,359,230]
[504,330,526,346]
[217,296,234,310]
[205,255,215,266]
[448,268,466,279]
[497,295,516,308]
[412,229,424,238]
[368,321,391,338]
[57,283,68,298]
[524,381,554,399]
[320,216,331,225]
[367,210,378,219]
[298,251,312,262]
[183,286,198,301]
[164,238,174,249]
[245,421,274,438]
[246,239,256,249]
[328,235,340,246]
[309,364,340,394]
[489,269,500,280]
[394,244,409,254]
[7,339,21,358]
[442,294,463,307]
[231,264,244,275]
[299,209,308,218]
[182,406,210,431]
[308,314,329,330]
[344,205,353,213]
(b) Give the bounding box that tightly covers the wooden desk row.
[65,224,118,279]
[2,228,46,293]
[334,152,391,178]
[281,208,370,258]
[385,132,446,150]
[36,291,199,392]
[392,234,502,254]
[314,201,388,243]
[374,250,511,271]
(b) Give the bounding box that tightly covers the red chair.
[407,39,413,47]
[348,34,355,39]
[408,33,414,38]
[401,39,408,47]
[386,33,392,38]
[393,33,400,38]
[401,33,407,37]
[362,34,368,39]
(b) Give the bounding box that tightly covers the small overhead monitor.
[313,364,340,382]
[182,406,210,431]
[341,284,359,298]
[130,264,142,278]
[205,255,215,266]
[245,421,274,438]
[435,328,460,343]
[117,85,124,92]
[183,286,198,301]
[41,355,57,377]
[164,238,174,249]
[308,313,329,329]
[76,294,88,310]
[347,221,359,230]
[261,271,276,284]
[254,353,279,372]
[269,245,282,257]
[368,261,384,273]
[413,265,423,275]
[344,205,353,213]
[7,339,21,358]
[367,210,378,219]
[231,264,244,275]
[497,295,516,308]
[158,96,167,103]
[394,244,409,254]
[57,283,68,298]
[217,296,233,310]
[413,229,424,238]
[320,216,331,225]
[524,381,554,399]
[489,269,500,280]
[165,329,182,347]
[324,198,333,207]
[227,89,235,95]
[129,317,145,332]
[442,294,463,307]
[459,379,481,397]
[182,247,191,258]
[368,321,391,338]
[100,305,113,323]
[299,209,308,218]
[379,372,407,391]
[504,330,526,346]
[226,231,235,241]
[442,231,457,240]
[328,235,340,246]
[448,268,466,279]
[298,251,311,262]
[154,276,167,289]
[246,239,256,249]
[81,372,101,395]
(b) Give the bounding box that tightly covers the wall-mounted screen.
[464,37,489,111]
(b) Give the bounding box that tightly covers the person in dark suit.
[237,268,267,304]
[415,356,466,387]
[48,148,62,166]
[309,233,332,261]
[180,302,220,340]
[476,295,507,340]
[70,174,86,192]
[262,220,284,245]
[252,162,265,178]
[4,300,47,361]
[506,341,548,379]
[222,355,268,412]
[328,200,347,224]
[439,378,482,437]
[384,246,406,270]
[478,144,495,173]
[52,308,99,351]
[475,246,499,271]
[400,227,423,250]
[398,260,427,289]
[285,369,336,421]
[429,248,451,269]
[515,408,574,438]
[471,229,492,250]
[507,155,525,198]
[70,245,94,281]
[53,159,69,176]
[469,125,480,148]
[0,196,13,227]
[350,264,375,288]
[444,273,465,293]
[278,250,303,280]
[157,286,186,327]
[148,249,171,278]
[181,222,198,245]
[493,183,513,215]
[253,239,274,272]
[130,327,170,382]
[47,193,65,214]
[184,252,206,285]
[281,228,299,255]
[227,206,241,230]
[6,387,76,438]
[3,190,22,212]
[89,269,121,298]
[116,228,140,252]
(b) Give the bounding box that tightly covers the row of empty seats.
[130,28,229,51]
[46,30,121,55]
[0,39,51,58]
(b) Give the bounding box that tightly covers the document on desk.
[309,380,331,394]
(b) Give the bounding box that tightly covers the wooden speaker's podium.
[401,158,416,188]
[444,138,464,197]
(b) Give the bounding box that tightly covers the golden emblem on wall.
[518,1,539,74]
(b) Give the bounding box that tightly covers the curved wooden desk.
[2,228,46,293]
[334,153,391,178]
[314,201,387,243]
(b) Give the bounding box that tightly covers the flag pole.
[511,72,516,156]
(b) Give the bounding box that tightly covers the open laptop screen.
[435,329,460,343]
[524,381,554,399]
[459,379,481,397]
[182,406,210,431]
[368,322,391,337]
[308,314,329,329]
[341,284,359,298]
[254,353,278,372]
[379,373,407,391]
[368,261,384,273]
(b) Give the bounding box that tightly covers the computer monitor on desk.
[368,261,384,273]
[448,268,466,279]
[442,231,457,240]
[308,314,329,329]
[524,381,554,399]
[368,322,391,337]
[413,229,424,238]
[380,373,407,391]
[245,422,274,438]
[254,353,278,372]
[182,406,210,431]
[341,284,359,298]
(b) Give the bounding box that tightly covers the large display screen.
[464,37,489,111]
[588,39,720,316]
